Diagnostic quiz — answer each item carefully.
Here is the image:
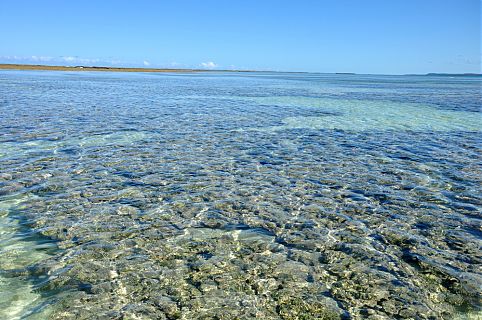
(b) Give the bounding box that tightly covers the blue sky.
[0,0,480,74]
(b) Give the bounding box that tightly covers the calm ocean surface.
[0,70,480,319]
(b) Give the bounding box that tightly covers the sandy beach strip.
[0,63,199,73]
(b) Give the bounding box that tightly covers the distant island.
[425,73,482,77]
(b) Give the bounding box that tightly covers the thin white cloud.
[200,61,218,69]
[0,55,157,68]
[60,56,101,64]
[30,55,53,62]
[0,55,53,62]
[1,55,18,60]
[62,56,76,62]
[107,59,122,65]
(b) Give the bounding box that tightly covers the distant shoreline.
[0,64,480,76]
[0,63,291,74]
[0,63,209,73]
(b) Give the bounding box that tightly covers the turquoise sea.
[0,70,480,319]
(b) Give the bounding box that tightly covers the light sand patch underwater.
[245,96,482,131]
[0,196,55,320]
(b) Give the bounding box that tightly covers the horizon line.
[0,63,480,77]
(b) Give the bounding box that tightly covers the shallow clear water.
[0,70,480,319]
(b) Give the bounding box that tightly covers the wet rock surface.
[0,71,481,319]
